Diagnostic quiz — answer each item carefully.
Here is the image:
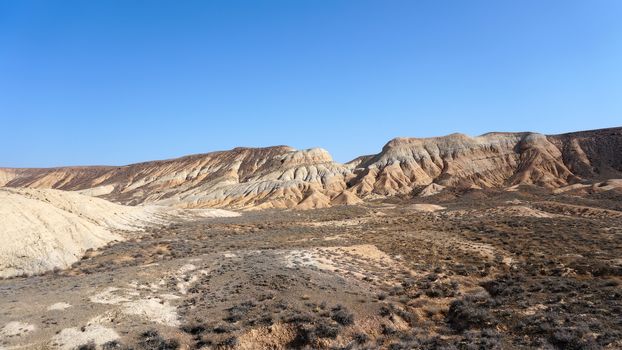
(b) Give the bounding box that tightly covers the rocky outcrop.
[1,127,620,209]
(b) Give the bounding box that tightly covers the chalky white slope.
[0,187,238,277]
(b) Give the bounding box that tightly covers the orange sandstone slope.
[1,127,621,209]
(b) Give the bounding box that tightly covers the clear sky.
[1,1,621,167]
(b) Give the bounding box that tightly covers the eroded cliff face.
[350,133,525,196]
[348,131,587,197]
[548,127,622,180]
[1,127,620,209]
[1,146,356,209]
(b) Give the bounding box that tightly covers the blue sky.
[1,1,621,167]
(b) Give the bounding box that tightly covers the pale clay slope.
[51,324,119,350]
[0,188,239,278]
[0,321,35,338]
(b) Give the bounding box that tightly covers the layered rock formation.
[349,131,581,196]
[1,147,356,209]
[1,127,620,209]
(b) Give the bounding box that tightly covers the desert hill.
[1,146,356,209]
[1,127,621,209]
[1,128,622,349]
[0,188,239,277]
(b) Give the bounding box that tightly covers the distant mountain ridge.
[2,127,621,209]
